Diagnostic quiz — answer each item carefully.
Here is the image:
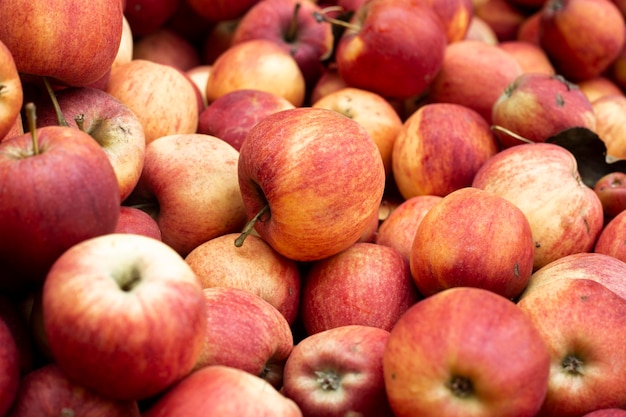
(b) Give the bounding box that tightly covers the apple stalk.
[285,2,302,43]
[24,102,40,156]
[312,6,360,32]
[234,204,269,247]
[42,77,69,127]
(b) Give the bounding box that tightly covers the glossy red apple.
[123,0,179,37]
[594,211,626,263]
[115,206,162,240]
[594,171,626,219]
[132,27,201,71]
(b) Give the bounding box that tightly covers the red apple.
[1,113,24,142]
[463,15,499,44]
[231,0,334,85]
[473,0,529,42]
[423,0,474,43]
[375,195,443,261]
[0,317,19,416]
[392,103,499,199]
[335,0,448,99]
[6,363,141,417]
[236,107,385,262]
[538,0,626,81]
[282,325,394,417]
[594,210,626,262]
[132,27,201,71]
[582,410,626,417]
[123,0,179,37]
[185,64,212,108]
[124,133,247,257]
[517,278,626,415]
[185,0,261,21]
[591,93,626,161]
[0,0,123,86]
[185,232,300,325]
[42,233,207,401]
[491,73,597,148]
[115,206,162,240]
[0,40,23,140]
[577,76,624,102]
[594,171,626,219]
[472,142,604,270]
[516,10,542,43]
[197,89,295,151]
[428,39,523,124]
[200,18,239,65]
[142,365,303,417]
[309,63,349,104]
[497,40,556,75]
[383,287,551,417]
[301,242,420,335]
[106,59,199,144]
[194,286,293,389]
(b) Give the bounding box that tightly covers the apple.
[383,286,551,417]
[0,40,23,140]
[517,278,626,415]
[473,0,529,42]
[520,252,626,300]
[463,15,499,44]
[32,86,146,201]
[185,0,261,21]
[1,113,24,142]
[594,211,626,262]
[309,63,349,104]
[610,43,626,90]
[577,76,624,102]
[0,116,120,284]
[123,0,180,37]
[42,233,207,401]
[538,0,626,81]
[516,10,541,43]
[162,0,216,45]
[591,93,626,161]
[312,87,404,176]
[184,232,300,325]
[0,295,36,375]
[423,0,474,43]
[185,64,212,108]
[594,171,626,219]
[112,15,134,69]
[124,133,247,257]
[334,0,448,100]
[142,365,303,416]
[236,107,386,262]
[472,142,604,270]
[282,325,394,417]
[230,0,334,85]
[497,40,556,75]
[491,73,597,148]
[132,27,201,71]
[428,39,523,124]
[193,286,293,389]
[392,103,499,199]
[205,39,306,107]
[301,242,420,335]
[200,18,239,65]
[582,410,626,417]
[106,59,199,144]
[0,317,19,417]
[197,89,295,151]
[375,195,443,261]
[0,0,123,87]
[6,363,141,417]
[115,206,162,240]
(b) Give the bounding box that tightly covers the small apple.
[516,10,541,43]
[582,410,626,417]
[497,40,556,75]
[123,0,179,37]
[132,28,201,71]
[423,0,474,43]
[577,76,624,102]
[200,18,239,65]
[594,171,626,219]
[309,63,349,104]
[185,0,261,21]
[594,211,626,263]
[0,39,23,140]
[463,15,499,44]
[591,93,626,161]
[115,206,162,240]
[473,0,529,42]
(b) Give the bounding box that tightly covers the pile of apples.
[2,0,626,415]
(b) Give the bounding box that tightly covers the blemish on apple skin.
[580,295,589,301]
[556,93,565,107]
[535,242,541,248]
[513,263,520,278]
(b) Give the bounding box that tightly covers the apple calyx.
[312,6,360,33]
[284,2,302,44]
[561,354,584,376]
[74,114,86,132]
[114,265,142,292]
[314,370,341,391]
[446,375,474,398]
[25,102,40,156]
[234,204,270,247]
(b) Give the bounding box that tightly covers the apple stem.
[74,114,86,132]
[43,77,69,127]
[234,204,270,248]
[490,125,533,145]
[24,102,40,156]
[312,7,360,32]
[285,2,302,43]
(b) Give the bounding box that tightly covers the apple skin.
[577,76,624,102]
[591,93,626,161]
[193,286,293,389]
[184,232,300,325]
[594,171,626,219]
[472,142,604,270]
[115,206,162,240]
[309,64,349,104]
[0,295,36,376]
[185,0,261,21]
[423,0,474,43]
[383,287,551,417]
[142,365,303,417]
[517,278,626,415]
[0,126,120,284]
[185,64,212,109]
[200,18,239,65]
[491,73,597,148]
[301,242,420,335]
[375,195,443,261]
[0,317,19,417]
[42,233,207,401]
[132,28,201,71]
[106,59,199,144]
[112,15,134,69]
[473,0,529,42]
[124,133,247,257]
[594,211,626,263]
[336,0,448,100]
[0,39,23,140]
[464,15,499,44]
[410,187,535,299]
[32,86,146,201]
[282,325,394,417]
[6,363,141,417]
[582,410,626,417]
[230,0,334,85]
[0,0,123,87]
[520,252,626,300]
[237,107,386,262]
[428,39,523,124]
[197,89,295,151]
[497,40,556,75]
[123,0,179,37]
[205,38,306,107]
[538,0,626,81]
[1,113,24,142]
[516,10,542,43]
